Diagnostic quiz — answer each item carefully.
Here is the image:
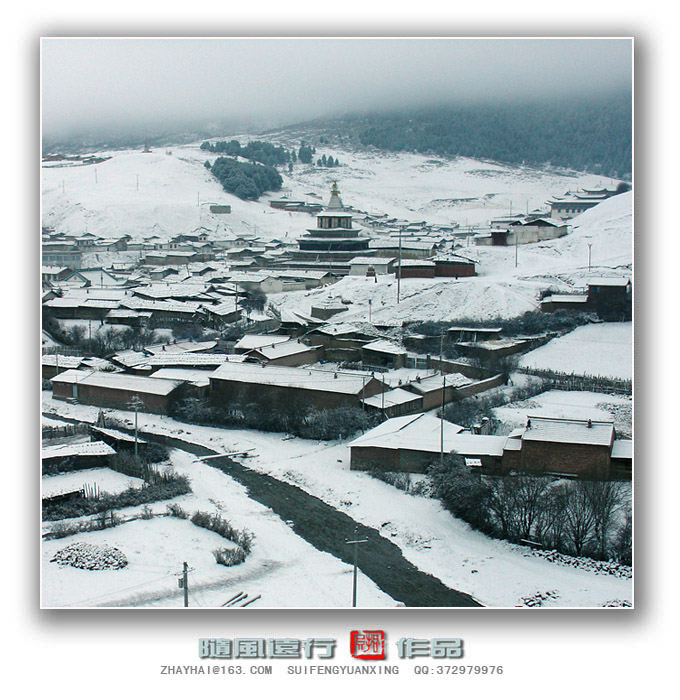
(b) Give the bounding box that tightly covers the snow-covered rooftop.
[409,372,474,393]
[42,440,116,460]
[523,415,615,447]
[362,388,422,409]
[233,334,291,351]
[51,369,183,396]
[349,413,465,452]
[210,363,378,394]
[247,340,321,361]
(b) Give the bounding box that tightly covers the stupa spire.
[327,181,344,210]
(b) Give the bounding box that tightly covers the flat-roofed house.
[245,339,324,367]
[361,388,424,419]
[51,369,184,414]
[407,372,475,410]
[209,363,385,412]
[361,339,408,369]
[512,415,616,479]
[348,257,396,276]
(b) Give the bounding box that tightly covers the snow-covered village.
[40,39,633,609]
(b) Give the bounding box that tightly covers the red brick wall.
[434,262,476,277]
[400,267,435,278]
[520,441,610,479]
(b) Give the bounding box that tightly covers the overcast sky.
[41,37,632,139]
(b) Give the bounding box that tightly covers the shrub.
[142,442,170,465]
[166,503,188,519]
[141,505,154,520]
[42,475,191,521]
[213,546,247,567]
[297,406,374,441]
[191,511,255,554]
[427,454,494,534]
[369,468,413,493]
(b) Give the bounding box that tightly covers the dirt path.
[43,412,481,607]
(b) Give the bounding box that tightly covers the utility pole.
[587,243,593,272]
[397,228,402,304]
[515,230,519,268]
[381,374,385,418]
[346,527,368,608]
[440,375,446,467]
[177,562,190,607]
[439,329,444,375]
[183,562,189,607]
[128,395,143,458]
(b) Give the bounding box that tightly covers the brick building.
[209,363,385,412]
[51,369,184,414]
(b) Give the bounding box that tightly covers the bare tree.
[534,484,569,550]
[584,480,627,560]
[563,481,598,556]
[510,475,550,542]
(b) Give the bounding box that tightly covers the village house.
[407,372,476,410]
[244,339,324,367]
[348,257,396,276]
[540,276,631,313]
[51,369,184,414]
[233,334,292,353]
[361,339,408,369]
[432,255,477,277]
[209,363,385,412]
[370,239,436,259]
[349,413,631,479]
[501,415,625,480]
[42,440,117,471]
[361,387,424,419]
[396,260,436,278]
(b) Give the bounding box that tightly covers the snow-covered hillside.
[42,140,621,241]
[41,140,631,323]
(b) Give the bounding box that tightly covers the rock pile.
[523,549,632,579]
[519,590,559,607]
[50,542,128,570]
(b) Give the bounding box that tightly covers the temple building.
[547,186,620,221]
[294,182,371,263]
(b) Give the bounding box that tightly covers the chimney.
[587,419,593,428]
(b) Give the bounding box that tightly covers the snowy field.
[43,395,632,608]
[42,447,396,609]
[519,322,632,380]
[42,468,144,498]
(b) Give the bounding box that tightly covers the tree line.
[200,139,291,167]
[356,92,632,180]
